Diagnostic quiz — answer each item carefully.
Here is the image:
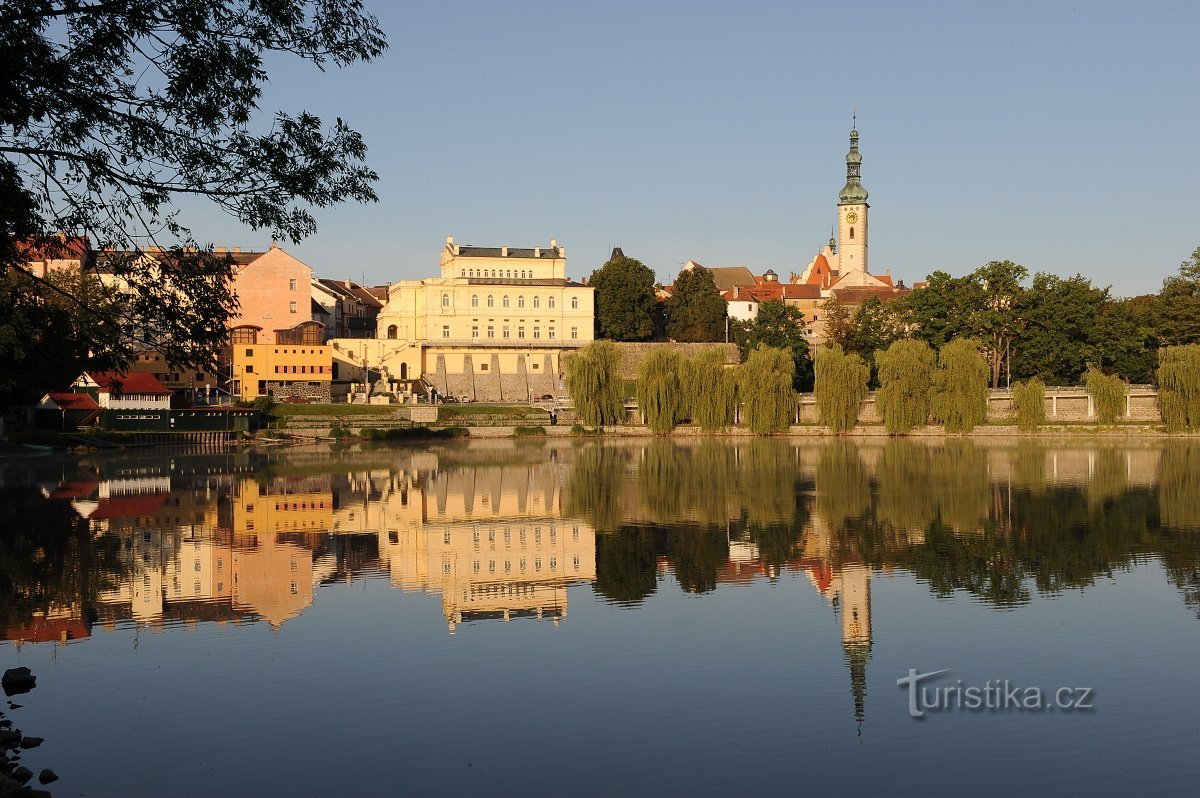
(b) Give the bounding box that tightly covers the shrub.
[513,426,547,437]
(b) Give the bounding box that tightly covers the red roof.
[87,494,170,519]
[16,235,91,261]
[48,480,100,500]
[86,371,173,395]
[45,392,100,410]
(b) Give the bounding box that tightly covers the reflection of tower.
[836,564,873,729]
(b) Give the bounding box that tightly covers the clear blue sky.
[192,0,1200,298]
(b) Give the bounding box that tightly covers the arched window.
[548,296,556,309]
[849,227,855,240]
[533,295,540,308]
[471,294,479,307]
[502,295,510,308]
[571,297,579,309]
[387,325,397,339]
[468,269,474,277]
[521,270,527,279]
[518,295,525,308]
[506,270,512,278]
[441,293,450,307]
[400,363,408,380]
[460,269,465,277]
[487,295,494,307]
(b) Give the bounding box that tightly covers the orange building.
[230,322,332,402]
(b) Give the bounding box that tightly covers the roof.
[319,279,386,309]
[84,371,173,395]
[84,493,170,519]
[15,235,91,261]
[40,392,100,411]
[311,298,331,316]
[693,264,757,292]
[456,245,563,259]
[93,248,264,273]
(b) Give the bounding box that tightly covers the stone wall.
[267,380,331,403]
[609,342,740,379]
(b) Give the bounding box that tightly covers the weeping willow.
[1011,378,1046,432]
[564,340,624,427]
[636,349,687,434]
[1083,367,1126,424]
[931,339,990,433]
[738,344,796,434]
[1157,345,1200,432]
[683,347,736,431]
[875,339,935,434]
[813,345,870,433]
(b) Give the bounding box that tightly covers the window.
[289,301,297,313]
[487,325,494,338]
[245,348,254,357]
[503,295,510,308]
[460,269,465,277]
[548,296,556,309]
[442,293,450,307]
[442,326,450,338]
[387,325,397,339]
[570,327,578,339]
[533,296,540,308]
[471,294,479,307]
[503,326,510,339]
[289,278,297,290]
[518,295,525,308]
[487,295,494,307]
[548,327,555,339]
[518,326,525,338]
[533,327,540,339]
[571,297,579,309]
[849,227,855,240]
[471,326,479,339]
[245,365,254,374]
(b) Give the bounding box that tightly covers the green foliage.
[1011,378,1046,431]
[1083,367,1127,424]
[683,347,736,431]
[273,403,394,416]
[512,426,547,437]
[732,299,813,390]
[251,395,278,414]
[360,426,467,440]
[328,425,352,439]
[901,271,981,350]
[665,265,727,342]
[1158,247,1200,346]
[1,1,386,376]
[564,341,624,427]
[637,349,687,434]
[737,345,795,434]
[1014,273,1109,385]
[875,339,935,434]
[1156,345,1200,431]
[931,339,990,433]
[813,345,869,433]
[589,256,657,341]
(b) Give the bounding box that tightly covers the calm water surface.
[2,438,1199,796]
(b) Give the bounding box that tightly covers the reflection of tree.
[667,525,729,594]
[1159,444,1200,532]
[737,440,801,527]
[594,525,663,605]
[1087,449,1129,510]
[816,442,871,529]
[0,486,128,632]
[638,440,685,522]
[563,445,630,532]
[898,519,1032,607]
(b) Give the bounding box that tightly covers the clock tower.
[837,126,869,273]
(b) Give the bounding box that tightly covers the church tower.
[837,126,869,274]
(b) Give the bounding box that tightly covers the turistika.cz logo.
[897,669,1095,718]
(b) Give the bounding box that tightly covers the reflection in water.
[4,438,1200,731]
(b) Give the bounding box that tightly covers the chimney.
[233,247,241,253]
[501,246,508,257]
[534,247,541,258]
[550,239,558,251]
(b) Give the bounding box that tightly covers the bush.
[1083,367,1126,424]
[328,425,353,439]
[1011,378,1046,431]
[360,426,468,440]
[513,426,547,437]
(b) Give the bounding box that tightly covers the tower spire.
[838,124,868,205]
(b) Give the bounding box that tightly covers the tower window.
[849,227,855,240]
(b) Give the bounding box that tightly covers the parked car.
[459,396,473,403]
[442,395,458,403]
[539,393,554,401]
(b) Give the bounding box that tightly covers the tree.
[821,295,854,350]
[1013,273,1108,385]
[737,344,795,434]
[1,0,386,378]
[683,347,736,431]
[930,339,990,433]
[900,270,980,350]
[637,348,686,434]
[1083,367,1126,424]
[875,339,935,433]
[1158,247,1200,346]
[731,299,812,390]
[1011,378,1046,431]
[973,260,1027,388]
[813,345,869,433]
[589,255,657,341]
[665,265,726,342]
[564,340,624,427]
[1094,296,1159,384]
[1156,345,1200,432]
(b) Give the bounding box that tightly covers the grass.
[274,403,396,417]
[435,404,543,418]
[512,426,547,437]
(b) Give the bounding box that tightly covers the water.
[2,438,1199,796]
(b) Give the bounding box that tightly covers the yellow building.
[333,237,595,402]
[230,322,332,402]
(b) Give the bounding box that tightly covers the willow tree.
[1011,378,1046,431]
[874,339,935,434]
[931,339,990,433]
[564,340,624,426]
[1083,367,1126,424]
[738,344,795,434]
[813,345,870,433]
[684,347,736,431]
[637,348,686,434]
[1157,345,1200,431]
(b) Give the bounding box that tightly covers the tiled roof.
[701,266,758,292]
[93,248,264,273]
[85,371,174,395]
[457,246,563,259]
[86,493,170,519]
[15,235,91,261]
[42,392,100,411]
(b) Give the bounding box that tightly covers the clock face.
[846,211,859,224]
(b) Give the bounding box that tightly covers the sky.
[187,0,1200,297]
